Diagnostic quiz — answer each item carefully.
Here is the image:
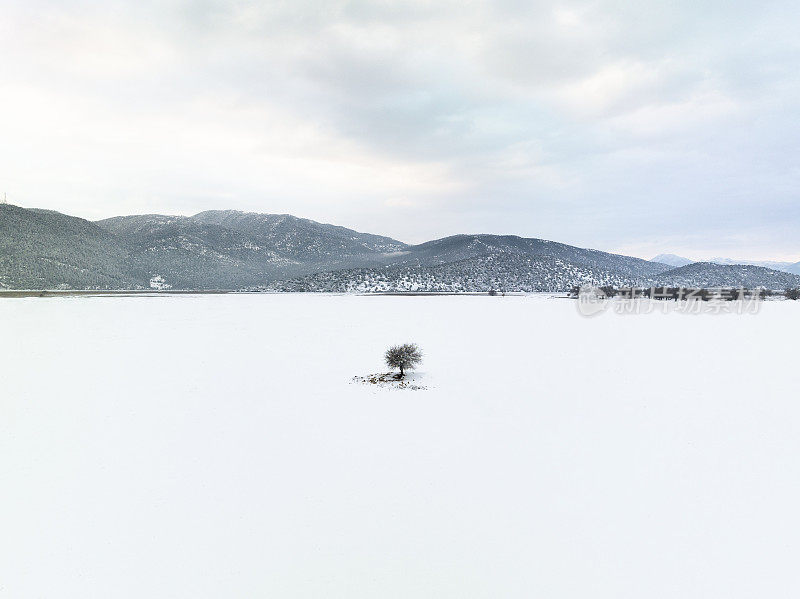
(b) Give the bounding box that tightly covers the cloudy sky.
[1,0,798,259]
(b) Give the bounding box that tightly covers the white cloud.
[604,90,741,139]
[0,0,799,255]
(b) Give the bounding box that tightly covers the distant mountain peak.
[651,252,800,275]
[657,262,800,288]
[650,254,694,267]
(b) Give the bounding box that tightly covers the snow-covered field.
[2,294,799,598]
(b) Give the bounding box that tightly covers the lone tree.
[385,343,423,378]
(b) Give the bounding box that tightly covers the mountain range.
[2,203,799,292]
[651,253,800,275]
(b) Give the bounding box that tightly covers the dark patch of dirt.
[352,372,427,390]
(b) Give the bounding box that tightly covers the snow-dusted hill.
[399,234,670,278]
[655,262,800,289]
[650,253,800,275]
[97,214,299,288]
[268,251,657,293]
[268,253,800,294]
[191,210,407,265]
[708,256,800,275]
[0,204,142,289]
[4,204,798,290]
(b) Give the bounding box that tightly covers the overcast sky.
[1,0,798,259]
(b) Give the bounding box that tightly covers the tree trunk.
[399,364,404,378]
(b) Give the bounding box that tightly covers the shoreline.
[0,289,537,298]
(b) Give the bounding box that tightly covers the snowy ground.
[2,294,799,598]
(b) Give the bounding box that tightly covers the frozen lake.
[2,294,799,598]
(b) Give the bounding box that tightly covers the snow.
[1,294,799,598]
[149,275,172,290]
